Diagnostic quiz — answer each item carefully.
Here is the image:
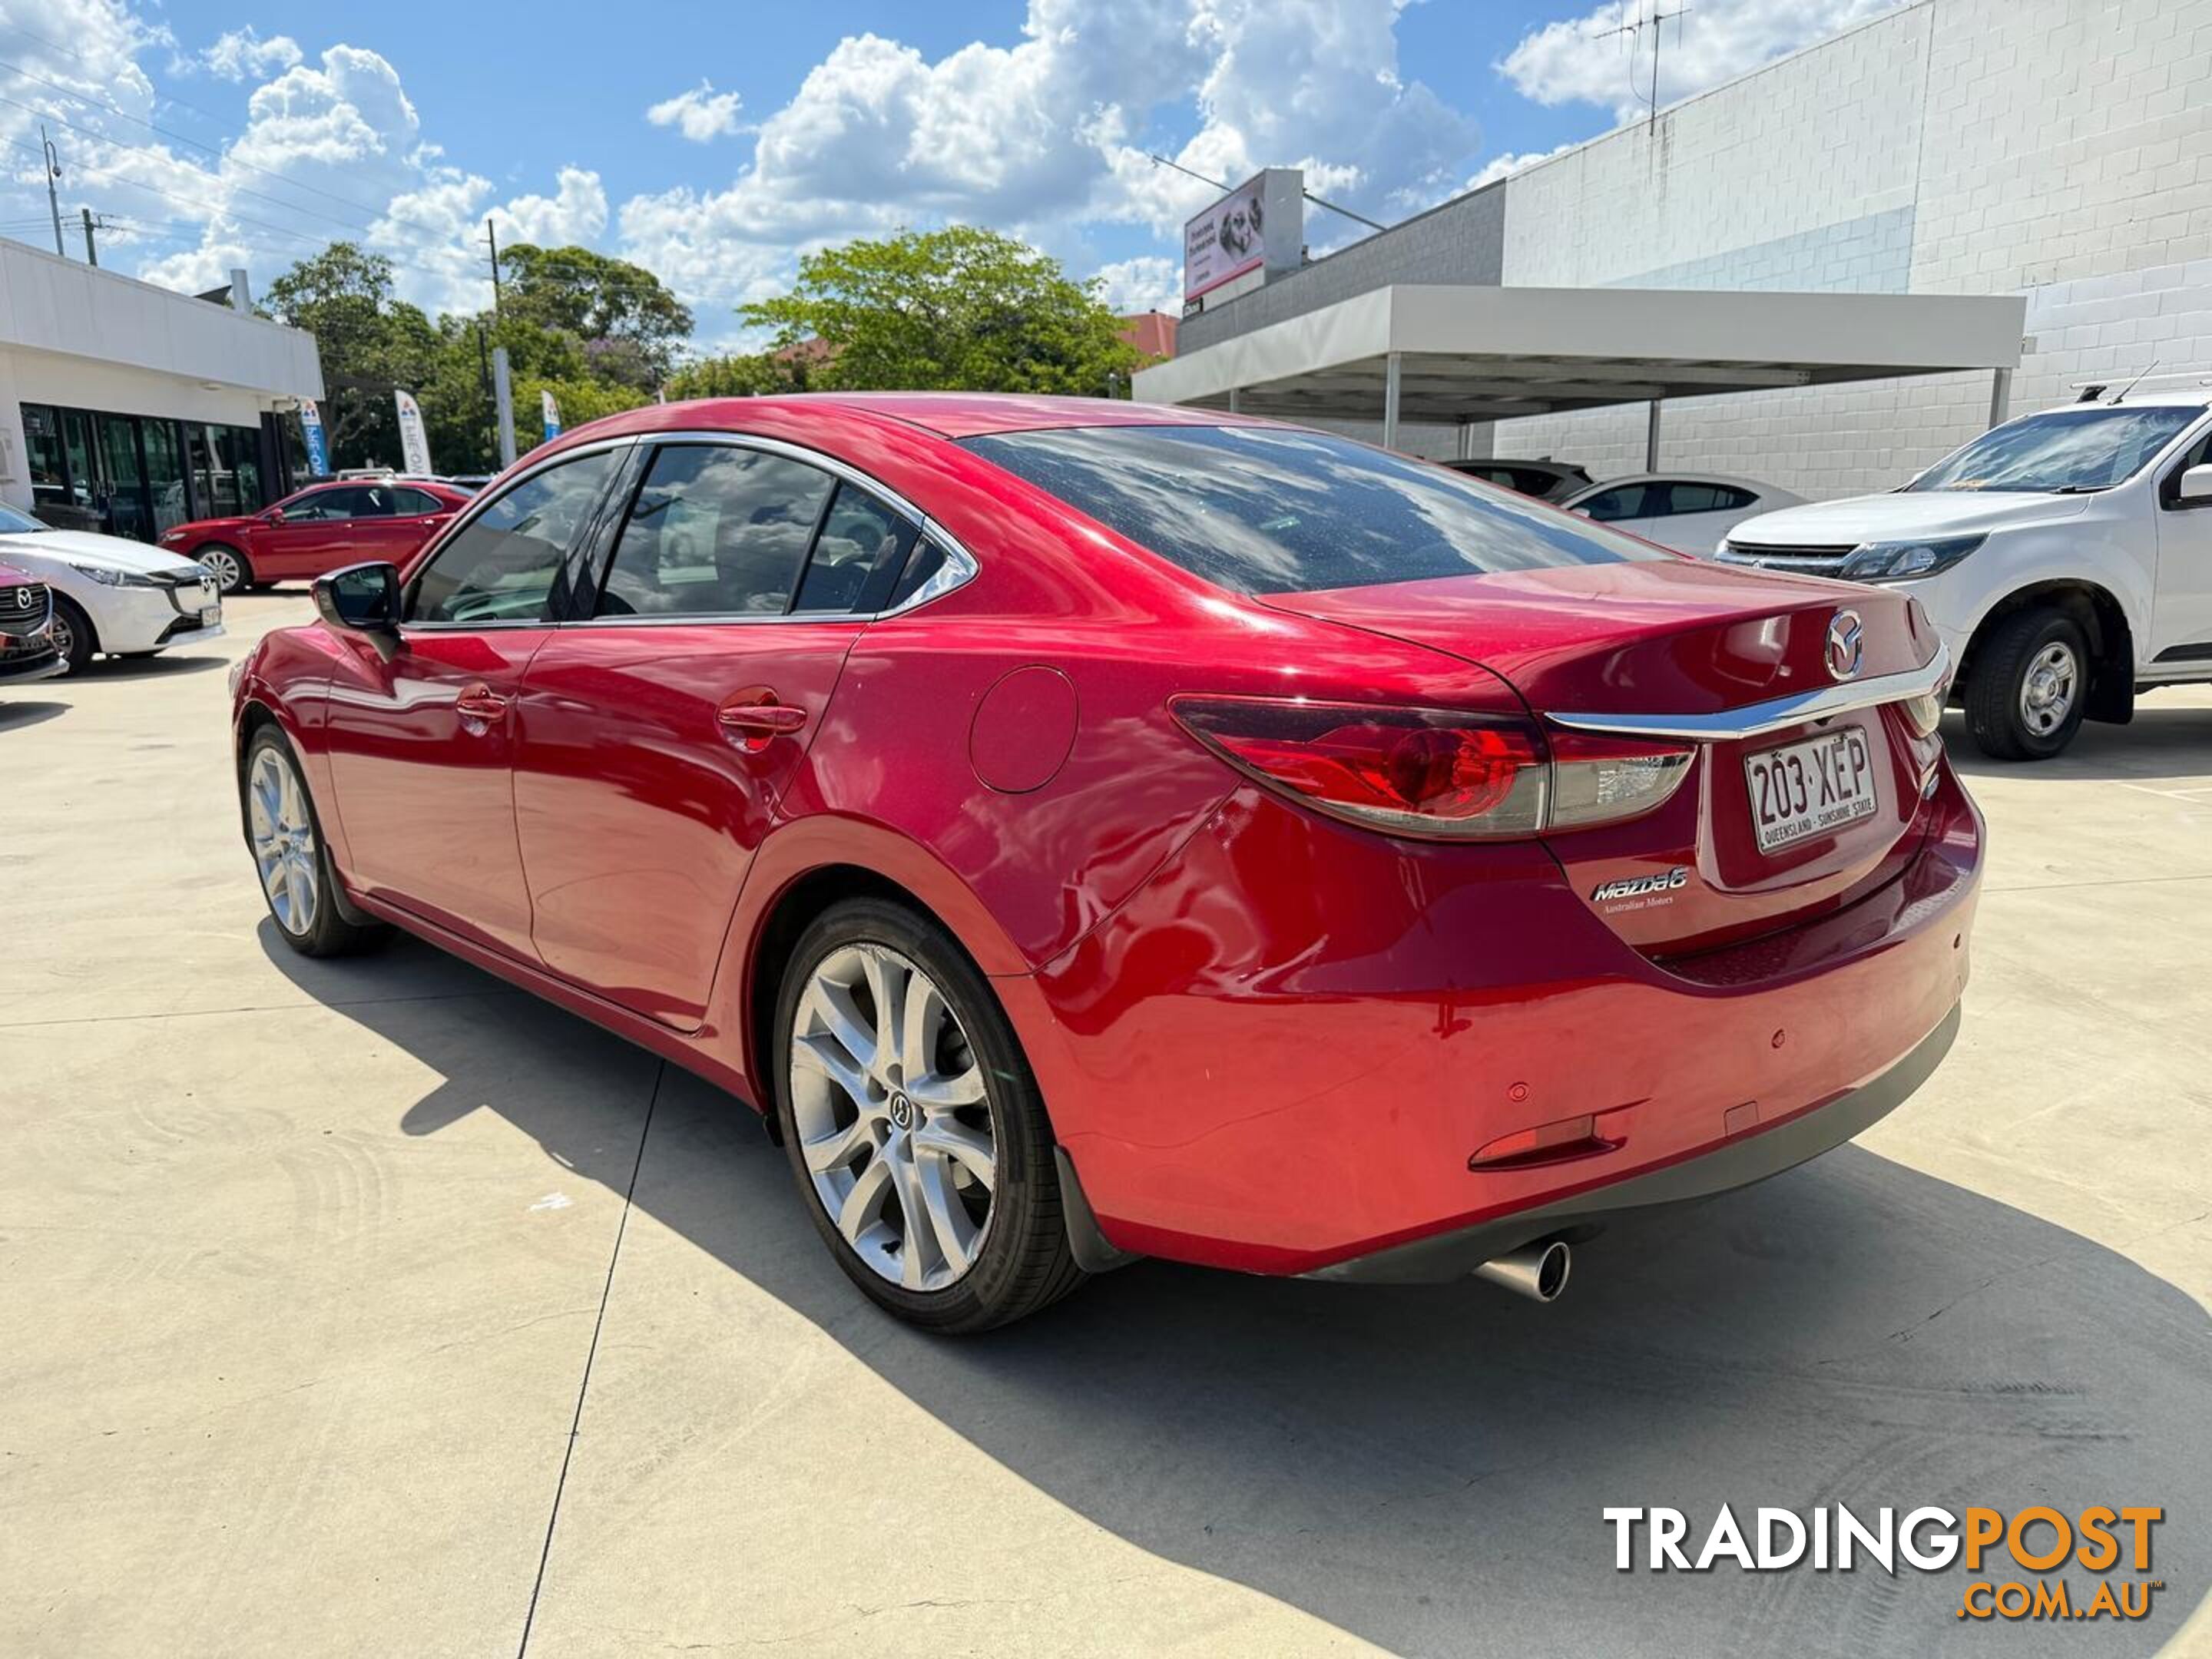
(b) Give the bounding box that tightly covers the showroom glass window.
[410,451,619,626]
[595,445,836,618]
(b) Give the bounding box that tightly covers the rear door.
[512,436,916,1030]
[1660,482,1763,555]
[322,449,624,959]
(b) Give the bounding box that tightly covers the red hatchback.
[230,396,1981,1331]
[164,478,470,595]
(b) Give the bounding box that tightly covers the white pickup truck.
[1715,386,2212,759]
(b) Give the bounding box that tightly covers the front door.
[323,449,624,959]
[514,441,912,1028]
[253,485,373,581]
[2152,423,2212,667]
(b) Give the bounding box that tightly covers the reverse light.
[1836,535,1984,583]
[1169,697,1691,841]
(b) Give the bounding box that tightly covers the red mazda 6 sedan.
[164,477,472,594]
[229,395,1981,1331]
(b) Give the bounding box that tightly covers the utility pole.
[40,124,64,257]
[80,207,100,267]
[1593,2,1690,134]
[481,217,503,318]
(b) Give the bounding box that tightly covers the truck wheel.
[1965,608,2088,760]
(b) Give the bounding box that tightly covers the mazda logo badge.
[1825,609,1865,682]
[12,588,28,610]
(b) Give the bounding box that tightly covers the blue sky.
[0,0,1895,352]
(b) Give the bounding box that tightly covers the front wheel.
[771,897,1084,1333]
[198,545,251,595]
[48,594,95,674]
[243,727,388,957]
[1964,608,2088,760]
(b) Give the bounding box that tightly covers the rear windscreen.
[962,424,1671,594]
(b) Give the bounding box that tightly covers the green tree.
[500,243,694,391]
[663,349,817,400]
[739,226,1137,396]
[263,243,438,470]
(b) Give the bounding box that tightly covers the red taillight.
[1171,697,1693,841]
[1171,697,1545,838]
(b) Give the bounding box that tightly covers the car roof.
[575,392,1273,443]
[1564,472,1783,498]
[2040,387,2212,411]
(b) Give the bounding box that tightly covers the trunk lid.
[1260,561,1946,957]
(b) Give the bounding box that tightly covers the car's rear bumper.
[1306,1002,1959,1282]
[1018,762,1982,1277]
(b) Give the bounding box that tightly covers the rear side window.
[598,445,834,617]
[411,450,618,624]
[1664,482,1757,514]
[396,487,445,514]
[793,484,914,614]
[965,426,1667,595]
[1575,485,1651,522]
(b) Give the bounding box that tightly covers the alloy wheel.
[202,549,243,594]
[789,943,998,1291]
[2018,641,2078,737]
[47,608,75,667]
[247,745,319,935]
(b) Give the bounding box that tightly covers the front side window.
[966,426,1670,595]
[597,445,834,618]
[281,487,364,522]
[410,450,618,625]
[1909,406,2205,494]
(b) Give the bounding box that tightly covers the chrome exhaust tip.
[1473,1238,1572,1303]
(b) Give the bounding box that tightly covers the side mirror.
[313,561,401,635]
[2178,463,2212,507]
[263,507,286,525]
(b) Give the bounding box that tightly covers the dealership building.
[0,239,321,541]
[1141,0,2212,500]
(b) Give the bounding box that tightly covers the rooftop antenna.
[1147,154,1388,234]
[1594,1,1691,134]
[2110,356,2160,403]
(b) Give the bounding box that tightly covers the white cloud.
[1462,142,1578,193]
[616,0,1482,322]
[1501,0,1903,121]
[195,26,303,82]
[646,81,745,142]
[1092,254,1180,315]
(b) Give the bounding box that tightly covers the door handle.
[455,682,509,724]
[717,692,808,750]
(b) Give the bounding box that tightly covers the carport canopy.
[1132,283,2028,459]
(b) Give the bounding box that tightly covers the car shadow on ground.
[0,698,67,730]
[1943,704,2212,783]
[261,926,2211,1657]
[81,651,227,680]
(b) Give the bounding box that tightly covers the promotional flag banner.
[541,389,561,443]
[393,389,433,475]
[298,399,329,475]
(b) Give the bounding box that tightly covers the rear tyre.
[771,896,1085,1333]
[48,593,96,674]
[198,545,251,595]
[243,727,389,957]
[1965,608,2087,760]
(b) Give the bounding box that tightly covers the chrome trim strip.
[1546,643,1949,741]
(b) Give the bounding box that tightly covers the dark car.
[1441,457,1596,503]
[159,479,472,595]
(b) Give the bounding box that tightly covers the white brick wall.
[1492,0,2212,501]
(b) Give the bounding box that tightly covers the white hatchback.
[1560,473,1804,554]
[0,499,224,672]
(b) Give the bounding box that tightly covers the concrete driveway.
[4,594,2208,1658]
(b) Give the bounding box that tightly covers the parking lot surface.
[5,594,2209,1657]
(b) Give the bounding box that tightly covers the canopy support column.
[1645,399,1663,471]
[1988,367,2012,429]
[1382,351,1402,451]
[1227,386,1241,414]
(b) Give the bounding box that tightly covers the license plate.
[1744,727,1877,853]
[198,605,221,628]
